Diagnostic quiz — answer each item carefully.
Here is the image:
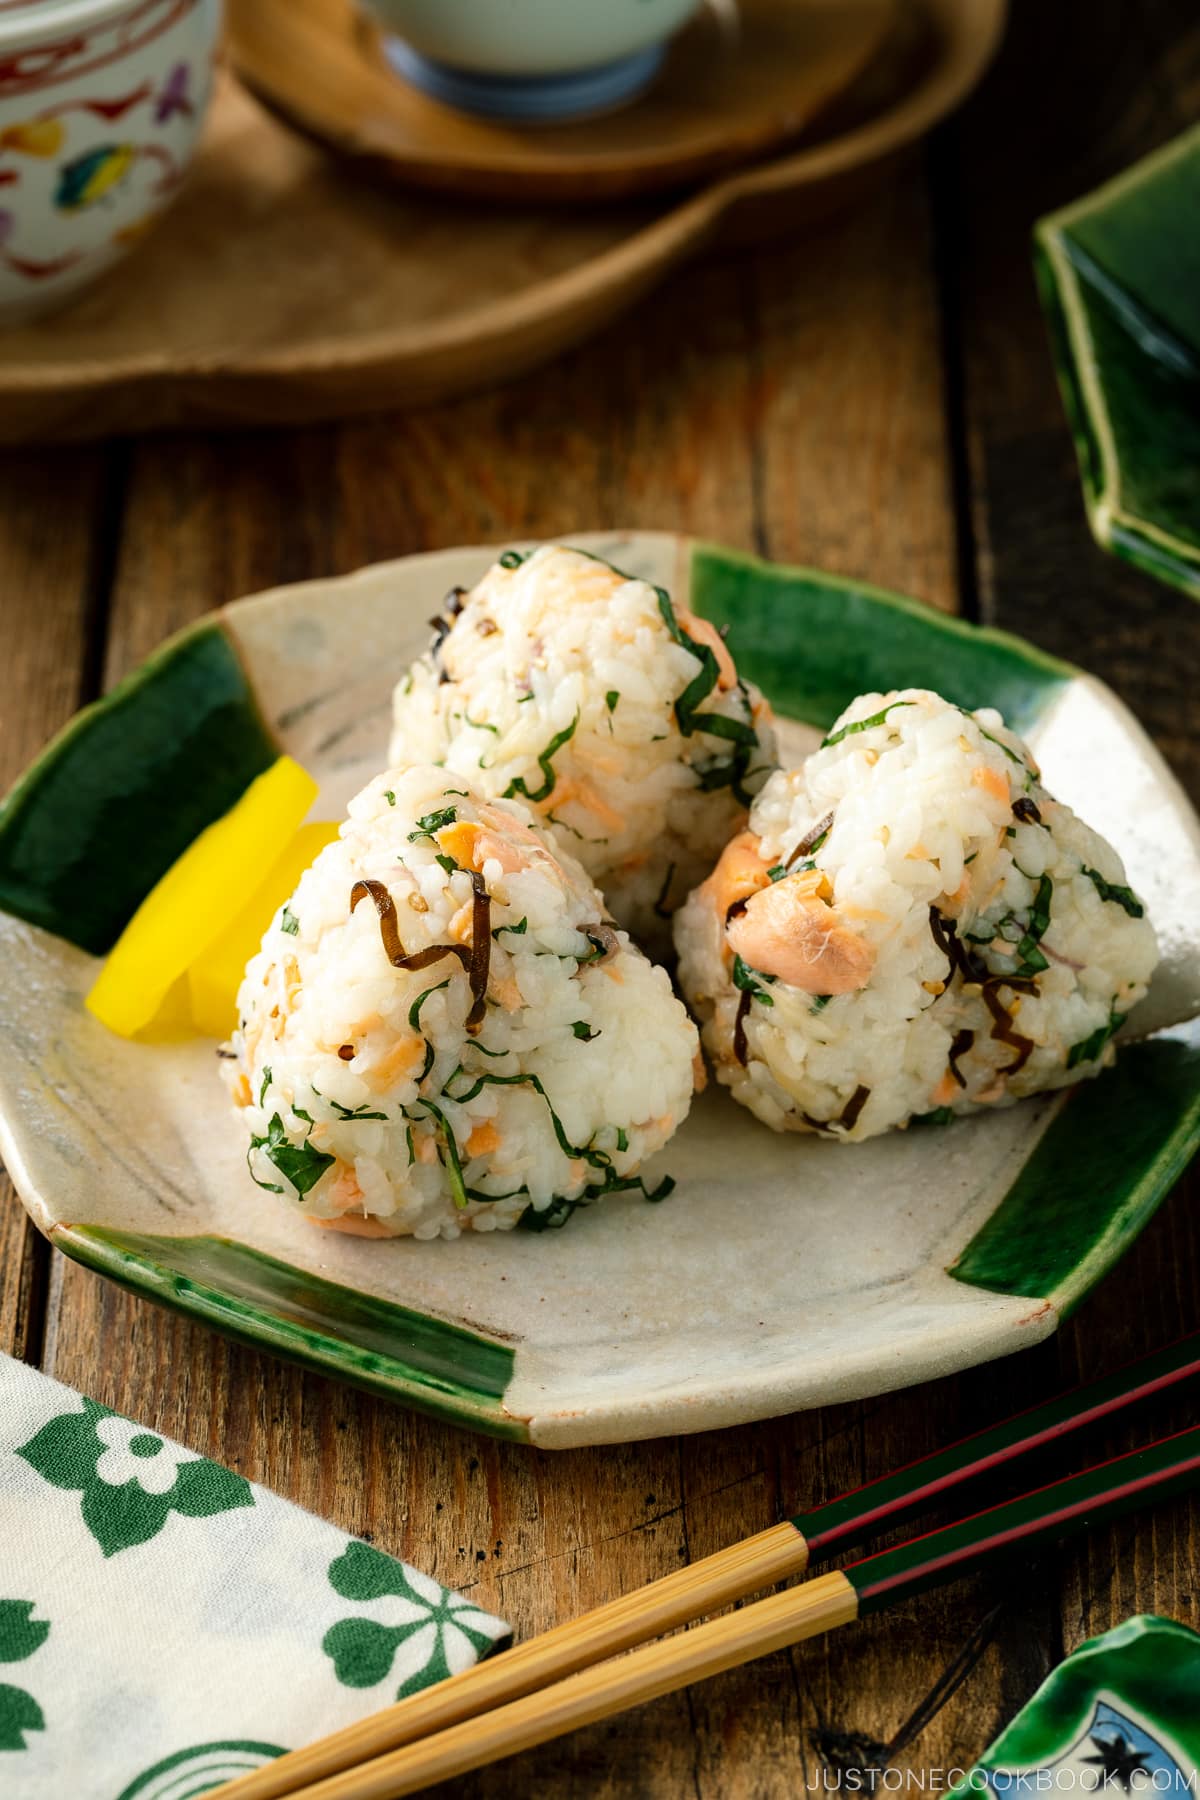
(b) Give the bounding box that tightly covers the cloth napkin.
[0,1353,509,1798]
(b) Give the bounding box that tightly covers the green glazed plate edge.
[1033,126,1200,602]
[52,1224,528,1441]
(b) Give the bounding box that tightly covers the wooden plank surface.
[3,0,1199,1788]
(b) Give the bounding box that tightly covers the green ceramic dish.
[1,534,1199,1447]
[1035,124,1200,599]
[964,1615,1200,1787]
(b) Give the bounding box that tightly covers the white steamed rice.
[674,687,1159,1141]
[225,766,699,1238]
[388,544,777,947]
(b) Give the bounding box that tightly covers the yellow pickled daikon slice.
[86,756,322,1039]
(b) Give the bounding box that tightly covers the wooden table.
[3,3,1198,1787]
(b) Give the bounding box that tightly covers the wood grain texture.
[5,2,1198,1789]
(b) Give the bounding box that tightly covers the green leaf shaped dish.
[1,535,1199,1446]
[964,1615,1200,1789]
[1035,124,1200,599]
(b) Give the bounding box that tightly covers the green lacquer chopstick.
[215,1332,1200,1800]
[797,1327,1200,1557]
[847,1416,1200,1610]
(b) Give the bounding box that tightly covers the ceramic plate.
[2,534,1199,1448]
[1035,123,1200,600]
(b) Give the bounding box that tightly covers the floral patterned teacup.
[0,0,221,323]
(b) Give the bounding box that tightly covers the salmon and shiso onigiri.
[224,767,700,1240]
[222,544,1158,1237]
[388,543,778,947]
[674,687,1158,1142]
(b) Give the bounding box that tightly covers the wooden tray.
[228,0,895,204]
[0,0,1006,444]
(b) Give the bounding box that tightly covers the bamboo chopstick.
[240,1421,1200,1800]
[214,1521,808,1800]
[212,1331,1200,1800]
